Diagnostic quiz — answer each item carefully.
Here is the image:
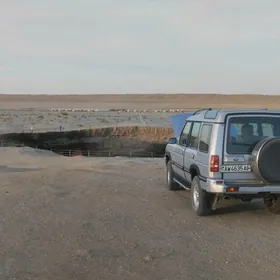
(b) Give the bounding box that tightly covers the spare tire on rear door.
[251,137,280,184]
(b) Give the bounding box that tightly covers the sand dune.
[0,93,280,109]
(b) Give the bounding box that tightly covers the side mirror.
[168,137,177,144]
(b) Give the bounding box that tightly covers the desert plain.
[1,94,280,280]
[1,93,280,134]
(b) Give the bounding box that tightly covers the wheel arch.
[165,151,171,165]
[189,164,201,180]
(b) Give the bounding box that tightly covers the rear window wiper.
[230,142,252,146]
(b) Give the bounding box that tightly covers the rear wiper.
[230,142,252,146]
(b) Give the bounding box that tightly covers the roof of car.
[188,108,280,123]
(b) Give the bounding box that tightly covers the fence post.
[129,150,132,158]
[87,150,90,157]
[150,152,153,158]
[108,151,111,157]
[21,142,24,147]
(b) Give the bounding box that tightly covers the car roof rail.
[193,108,212,115]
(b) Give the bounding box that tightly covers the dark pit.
[0,126,173,158]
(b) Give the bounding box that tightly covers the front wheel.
[264,197,280,214]
[191,176,213,216]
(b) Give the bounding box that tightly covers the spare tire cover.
[251,137,280,184]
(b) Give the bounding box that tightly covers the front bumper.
[204,179,280,194]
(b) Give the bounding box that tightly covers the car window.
[179,122,192,146]
[189,122,201,149]
[199,124,213,153]
[227,116,280,154]
[262,123,274,136]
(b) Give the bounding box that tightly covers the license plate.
[220,164,251,173]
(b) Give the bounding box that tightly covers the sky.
[1,0,280,95]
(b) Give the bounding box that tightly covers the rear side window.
[189,122,201,149]
[199,124,213,153]
[262,123,274,136]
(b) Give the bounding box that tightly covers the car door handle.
[176,149,183,155]
[186,152,195,158]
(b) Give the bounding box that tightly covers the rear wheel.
[264,197,280,214]
[166,161,179,191]
[191,176,214,216]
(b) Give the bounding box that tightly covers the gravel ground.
[0,148,280,279]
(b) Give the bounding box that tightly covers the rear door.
[172,121,192,181]
[184,122,202,183]
[195,123,213,180]
[222,114,280,185]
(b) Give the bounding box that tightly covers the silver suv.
[165,109,280,216]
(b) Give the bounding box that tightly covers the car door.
[195,123,213,180]
[172,121,192,181]
[184,122,202,183]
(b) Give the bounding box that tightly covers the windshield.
[227,116,280,154]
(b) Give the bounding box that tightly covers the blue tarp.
[169,112,194,139]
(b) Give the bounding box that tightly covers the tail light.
[210,155,219,172]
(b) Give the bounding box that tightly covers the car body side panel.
[184,147,197,183]
[172,145,186,180]
[165,143,184,180]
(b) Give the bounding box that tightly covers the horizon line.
[0,92,279,96]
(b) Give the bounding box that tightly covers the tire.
[191,176,213,216]
[264,198,280,214]
[166,161,179,191]
[251,137,280,184]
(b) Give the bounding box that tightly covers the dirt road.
[0,149,279,279]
